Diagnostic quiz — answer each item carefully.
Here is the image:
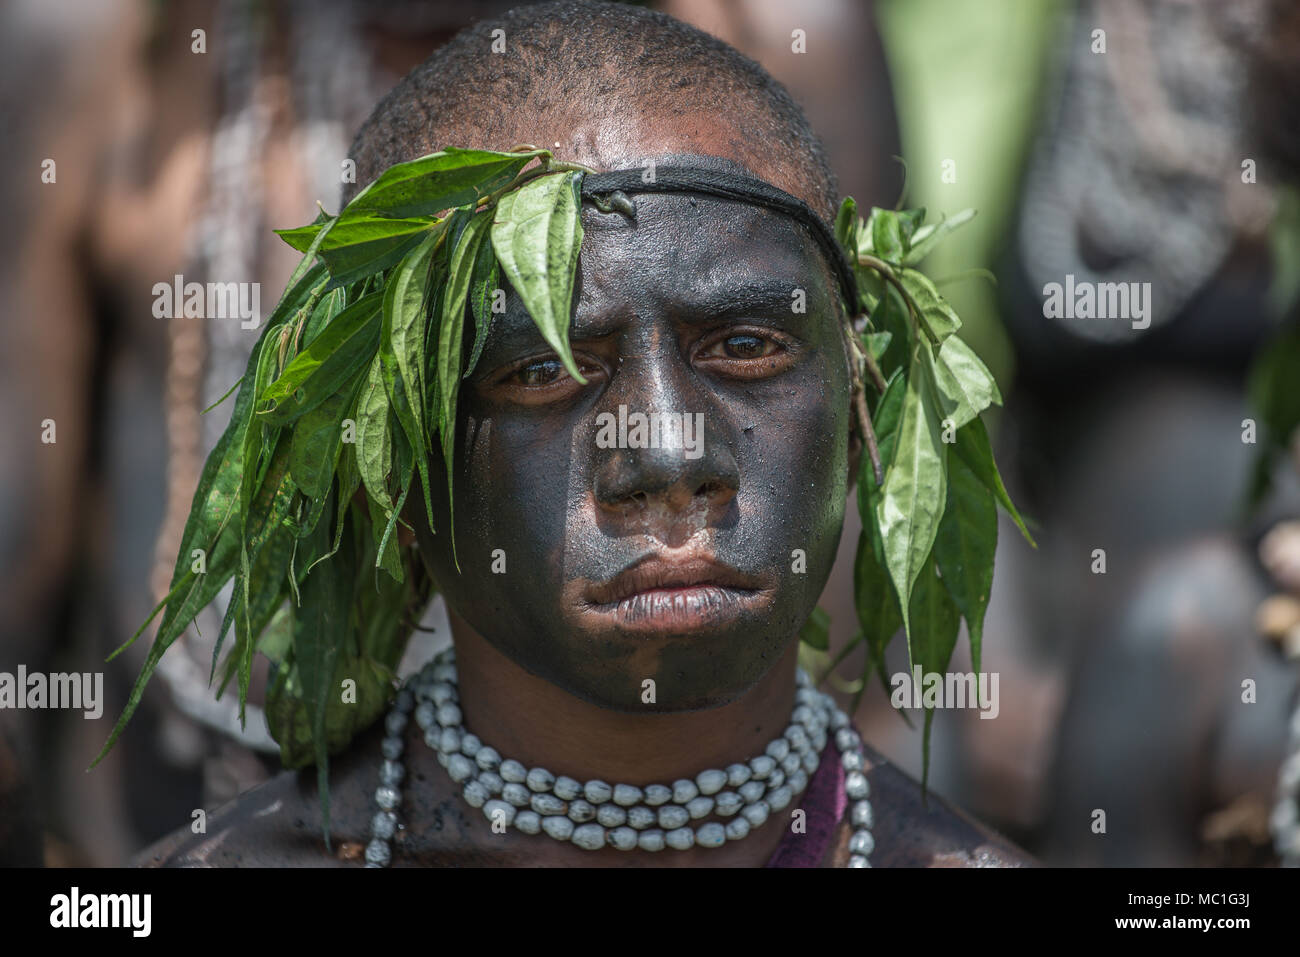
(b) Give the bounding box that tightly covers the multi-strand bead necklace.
[365,648,874,867]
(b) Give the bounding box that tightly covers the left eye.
[512,358,566,386]
[717,334,777,360]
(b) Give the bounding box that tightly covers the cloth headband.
[580,167,860,315]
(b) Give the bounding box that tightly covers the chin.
[516,602,801,715]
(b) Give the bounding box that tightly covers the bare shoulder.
[134,723,388,868]
[842,738,1036,868]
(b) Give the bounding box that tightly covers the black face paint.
[416,164,854,713]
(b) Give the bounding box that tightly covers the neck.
[449,609,799,785]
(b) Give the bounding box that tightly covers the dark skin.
[136,117,1034,868]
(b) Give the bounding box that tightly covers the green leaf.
[280,216,434,289]
[852,532,903,700]
[871,208,905,264]
[907,556,960,794]
[356,352,395,517]
[863,331,892,366]
[344,147,544,219]
[900,268,961,343]
[258,292,383,426]
[464,226,501,379]
[953,416,1036,547]
[896,207,925,247]
[290,382,357,501]
[799,605,831,651]
[382,228,442,531]
[876,344,947,660]
[932,334,1001,431]
[834,197,859,266]
[437,207,494,563]
[491,170,586,383]
[903,208,977,265]
[285,528,354,846]
[934,450,997,691]
[302,287,345,348]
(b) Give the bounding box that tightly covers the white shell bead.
[767,785,793,812]
[513,809,540,834]
[765,737,790,761]
[499,759,527,783]
[627,806,656,829]
[657,805,689,830]
[584,780,612,804]
[462,780,489,808]
[725,763,752,787]
[438,728,461,754]
[530,793,566,816]
[447,755,474,783]
[696,769,727,796]
[848,855,871,868]
[542,816,575,841]
[554,775,582,801]
[850,830,875,855]
[475,746,501,771]
[696,823,726,848]
[741,801,769,827]
[725,817,751,841]
[851,800,874,829]
[502,783,531,807]
[671,779,699,804]
[834,728,860,753]
[738,780,765,804]
[715,791,743,816]
[571,824,605,850]
[750,755,776,780]
[841,750,864,772]
[436,703,462,727]
[613,784,643,807]
[526,767,555,792]
[686,796,714,820]
[845,771,870,800]
[664,827,695,850]
[609,826,637,850]
[568,799,596,823]
[414,701,436,730]
[596,804,627,828]
[459,733,481,757]
[643,784,672,806]
[479,771,504,795]
[638,829,666,852]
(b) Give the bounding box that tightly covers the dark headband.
[580,167,860,315]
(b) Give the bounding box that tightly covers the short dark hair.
[344,0,840,221]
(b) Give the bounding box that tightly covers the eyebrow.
[476,274,820,366]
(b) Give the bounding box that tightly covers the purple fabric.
[764,740,847,867]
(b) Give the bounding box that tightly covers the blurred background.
[2,0,1298,867]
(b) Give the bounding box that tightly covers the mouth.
[581,552,771,632]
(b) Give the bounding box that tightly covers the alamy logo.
[152,274,261,329]
[890,666,999,719]
[1042,274,1151,330]
[0,666,103,719]
[594,405,705,460]
[50,887,151,937]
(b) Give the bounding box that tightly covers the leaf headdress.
[96,145,1031,836]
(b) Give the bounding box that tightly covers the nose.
[591,361,739,521]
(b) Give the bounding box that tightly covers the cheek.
[732,355,850,561]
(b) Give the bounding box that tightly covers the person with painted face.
[133,1,1032,868]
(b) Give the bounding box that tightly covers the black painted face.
[418,187,854,712]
